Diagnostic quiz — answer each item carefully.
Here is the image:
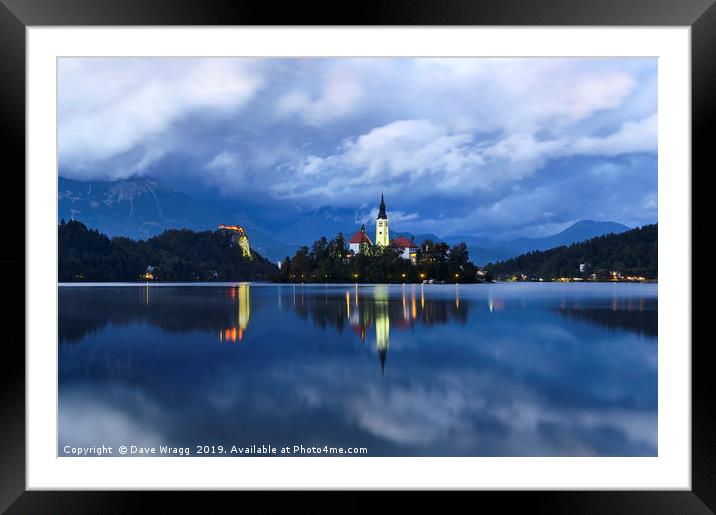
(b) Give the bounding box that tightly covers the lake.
[58,282,657,457]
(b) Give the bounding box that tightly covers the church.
[349,194,420,264]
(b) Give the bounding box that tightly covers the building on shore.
[390,236,420,265]
[349,194,419,264]
[349,224,373,255]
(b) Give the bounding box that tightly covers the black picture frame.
[1,0,713,512]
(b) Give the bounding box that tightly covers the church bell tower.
[375,193,389,247]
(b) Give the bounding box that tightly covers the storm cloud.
[58,57,657,238]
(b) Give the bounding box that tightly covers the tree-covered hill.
[485,224,657,280]
[59,220,279,282]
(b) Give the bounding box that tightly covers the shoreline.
[58,280,657,287]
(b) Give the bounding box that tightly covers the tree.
[279,256,291,281]
[449,242,470,279]
[289,246,312,281]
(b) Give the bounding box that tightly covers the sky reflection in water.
[58,283,657,456]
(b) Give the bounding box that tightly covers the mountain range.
[59,176,632,265]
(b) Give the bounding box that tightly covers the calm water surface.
[58,282,657,456]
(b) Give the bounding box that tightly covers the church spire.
[375,191,389,247]
[377,193,387,220]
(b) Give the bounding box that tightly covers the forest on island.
[278,234,481,283]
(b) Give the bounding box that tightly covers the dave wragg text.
[122,445,191,455]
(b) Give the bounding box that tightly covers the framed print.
[2,0,714,512]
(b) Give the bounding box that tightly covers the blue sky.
[58,57,657,238]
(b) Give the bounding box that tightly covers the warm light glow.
[219,284,250,343]
[238,284,250,334]
[218,224,245,233]
[218,224,252,259]
[221,327,240,343]
[402,286,407,320]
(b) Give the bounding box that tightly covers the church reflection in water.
[374,286,390,374]
[285,284,468,375]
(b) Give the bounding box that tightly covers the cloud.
[341,119,476,177]
[571,114,657,156]
[408,59,638,132]
[203,152,246,193]
[206,152,240,171]
[59,58,265,176]
[272,119,485,201]
[555,70,637,122]
[276,71,363,125]
[357,207,420,225]
[275,109,656,208]
[481,133,567,179]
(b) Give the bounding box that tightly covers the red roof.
[390,236,419,248]
[349,230,373,245]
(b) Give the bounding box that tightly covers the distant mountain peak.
[568,219,628,228]
[58,176,178,214]
[559,220,631,235]
[60,174,166,188]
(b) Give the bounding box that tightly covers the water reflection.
[282,284,467,374]
[219,283,251,342]
[557,306,657,338]
[58,283,658,456]
[59,283,655,373]
[375,286,390,374]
